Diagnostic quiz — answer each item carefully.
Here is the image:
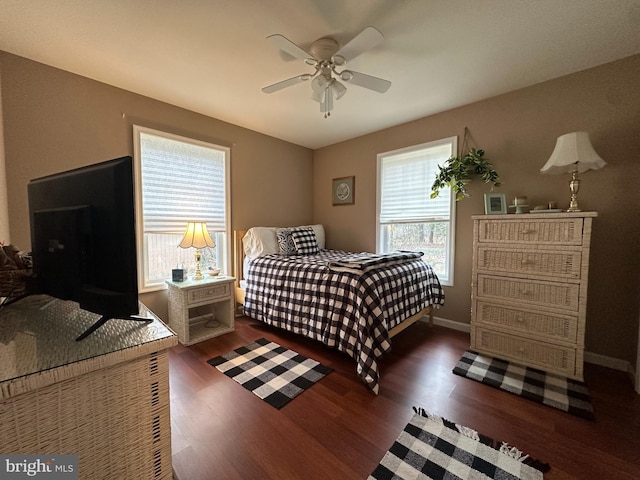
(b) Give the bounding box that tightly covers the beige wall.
[314,54,640,366]
[0,51,314,319]
[2,49,639,368]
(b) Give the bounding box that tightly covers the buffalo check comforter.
[243,250,445,394]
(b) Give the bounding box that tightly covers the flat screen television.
[28,156,150,341]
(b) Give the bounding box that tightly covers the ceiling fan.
[262,26,392,118]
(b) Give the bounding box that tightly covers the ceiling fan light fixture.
[320,87,333,116]
[311,75,327,93]
[311,88,324,102]
[332,79,347,99]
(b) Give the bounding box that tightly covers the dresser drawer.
[476,246,582,279]
[477,218,584,245]
[474,301,579,343]
[472,327,577,378]
[187,282,230,305]
[476,274,580,311]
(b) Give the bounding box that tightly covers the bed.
[233,225,445,394]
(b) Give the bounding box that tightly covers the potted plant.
[430,148,501,201]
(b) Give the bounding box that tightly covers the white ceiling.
[2,0,640,149]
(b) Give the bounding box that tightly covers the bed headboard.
[233,230,247,288]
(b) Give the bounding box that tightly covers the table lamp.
[178,222,215,280]
[540,132,607,212]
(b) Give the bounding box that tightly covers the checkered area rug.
[207,338,332,409]
[453,350,594,419]
[369,407,549,480]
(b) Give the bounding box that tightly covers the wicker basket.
[0,267,32,301]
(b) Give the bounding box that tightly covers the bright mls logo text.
[1,455,77,479]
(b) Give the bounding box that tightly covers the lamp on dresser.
[179,221,215,280]
[540,131,607,212]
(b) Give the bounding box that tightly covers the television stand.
[0,295,177,479]
[76,314,153,341]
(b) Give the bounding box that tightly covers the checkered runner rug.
[369,407,549,480]
[453,350,594,419]
[207,338,332,409]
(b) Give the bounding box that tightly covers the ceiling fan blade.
[262,74,312,94]
[267,34,313,61]
[334,26,384,63]
[340,70,391,93]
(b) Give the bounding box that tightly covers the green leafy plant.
[430,148,501,201]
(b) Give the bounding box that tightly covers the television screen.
[28,156,149,340]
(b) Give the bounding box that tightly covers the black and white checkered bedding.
[243,249,445,394]
[328,251,425,274]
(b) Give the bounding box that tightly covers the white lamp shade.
[311,77,347,116]
[541,132,607,175]
[178,222,215,249]
[332,80,347,100]
[311,76,327,97]
[320,86,333,113]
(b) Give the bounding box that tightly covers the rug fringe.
[412,406,550,473]
[413,407,480,441]
[456,424,480,442]
[412,406,444,425]
[500,442,530,461]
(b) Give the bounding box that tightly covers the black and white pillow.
[276,228,297,255]
[291,227,320,255]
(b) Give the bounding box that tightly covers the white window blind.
[140,132,226,233]
[379,144,452,224]
[377,137,456,286]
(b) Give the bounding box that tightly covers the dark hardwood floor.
[169,316,640,479]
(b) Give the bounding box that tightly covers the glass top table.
[0,295,177,393]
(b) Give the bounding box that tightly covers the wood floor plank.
[170,316,640,480]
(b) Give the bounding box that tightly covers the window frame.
[132,125,231,292]
[376,136,457,286]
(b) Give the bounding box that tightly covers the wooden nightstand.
[166,275,235,345]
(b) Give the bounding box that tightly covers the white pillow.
[242,227,278,260]
[242,224,325,260]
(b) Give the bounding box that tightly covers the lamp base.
[193,248,204,280]
[567,169,581,213]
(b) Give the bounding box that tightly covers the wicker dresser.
[471,212,596,380]
[0,295,178,479]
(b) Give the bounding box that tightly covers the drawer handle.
[521,229,536,235]
[516,316,525,323]
[521,258,533,265]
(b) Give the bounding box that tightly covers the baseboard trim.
[420,316,637,391]
[431,315,471,333]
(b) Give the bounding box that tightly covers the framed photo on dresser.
[484,193,506,214]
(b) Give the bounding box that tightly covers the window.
[133,126,230,291]
[377,136,456,286]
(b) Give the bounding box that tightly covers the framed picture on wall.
[484,193,507,214]
[332,176,355,205]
